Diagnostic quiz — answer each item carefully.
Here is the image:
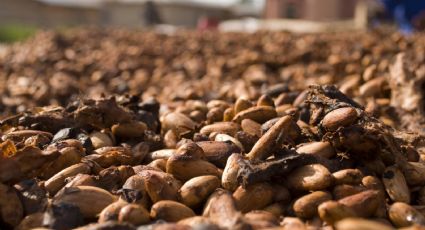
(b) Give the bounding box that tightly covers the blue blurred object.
[381,0,425,33]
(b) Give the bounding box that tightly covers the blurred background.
[1,0,425,122]
[2,0,424,43]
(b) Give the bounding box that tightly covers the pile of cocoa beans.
[1,29,425,230]
[1,29,425,133]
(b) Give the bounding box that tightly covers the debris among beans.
[1,29,425,229]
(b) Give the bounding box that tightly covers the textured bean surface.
[1,29,425,229]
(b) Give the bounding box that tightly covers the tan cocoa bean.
[90,131,114,149]
[203,189,250,230]
[53,186,117,218]
[207,100,230,111]
[274,92,296,106]
[241,119,262,137]
[362,175,385,192]
[45,162,91,195]
[166,157,221,182]
[339,75,361,96]
[257,94,274,107]
[382,166,411,203]
[161,112,196,136]
[150,200,195,222]
[389,202,425,227]
[363,64,377,81]
[361,176,387,218]
[332,184,366,200]
[233,183,275,213]
[87,147,133,168]
[318,201,357,224]
[122,175,150,207]
[118,204,150,225]
[145,149,175,162]
[166,143,221,181]
[234,98,254,114]
[247,115,292,161]
[296,141,335,159]
[139,170,181,203]
[332,169,364,185]
[190,110,206,123]
[164,130,179,149]
[200,122,241,136]
[234,131,258,153]
[40,146,85,179]
[183,100,208,114]
[337,190,380,218]
[147,159,167,171]
[287,164,333,191]
[197,141,241,168]
[223,107,235,122]
[293,191,332,219]
[178,175,220,208]
[214,133,244,152]
[321,107,358,131]
[232,106,277,124]
[222,153,244,191]
[98,200,128,223]
[64,174,97,188]
[111,121,147,138]
[206,107,225,124]
[23,134,51,147]
[359,76,386,98]
[2,130,52,143]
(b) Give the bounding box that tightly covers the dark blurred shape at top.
[144,1,162,26]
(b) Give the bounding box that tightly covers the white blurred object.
[220,18,365,33]
[219,18,260,32]
[221,0,372,33]
[154,24,178,35]
[354,0,368,29]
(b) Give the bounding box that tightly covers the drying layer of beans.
[1,29,425,230]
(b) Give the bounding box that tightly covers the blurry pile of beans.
[1,29,425,229]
